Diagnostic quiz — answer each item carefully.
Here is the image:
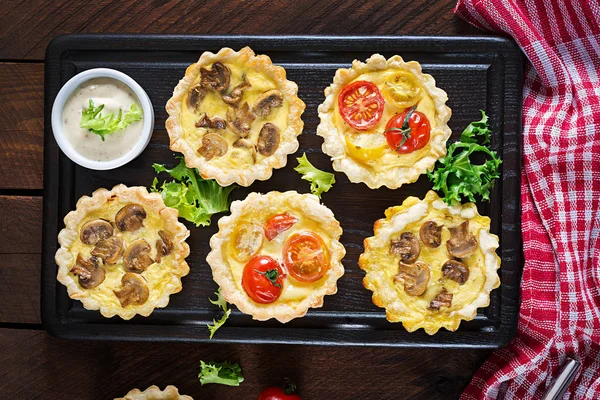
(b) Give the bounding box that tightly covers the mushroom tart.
[207,191,345,323]
[55,184,190,319]
[317,54,451,189]
[358,191,500,334]
[115,385,193,400]
[166,46,306,186]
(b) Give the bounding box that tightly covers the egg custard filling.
[55,185,190,320]
[317,54,452,189]
[359,191,500,334]
[166,47,305,187]
[207,191,346,323]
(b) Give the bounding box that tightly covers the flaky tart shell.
[166,46,306,187]
[55,184,190,320]
[115,385,193,400]
[359,191,501,335]
[317,54,452,189]
[207,191,346,323]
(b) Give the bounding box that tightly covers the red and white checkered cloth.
[455,0,600,399]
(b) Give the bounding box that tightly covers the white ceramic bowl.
[51,68,154,170]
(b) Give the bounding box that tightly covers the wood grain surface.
[0,0,495,399]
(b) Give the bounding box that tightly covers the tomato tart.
[317,54,452,189]
[115,385,193,400]
[359,191,501,334]
[207,191,345,323]
[166,46,305,187]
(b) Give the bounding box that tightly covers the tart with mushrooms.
[358,191,500,334]
[317,54,451,189]
[166,46,306,186]
[55,184,190,319]
[115,385,193,400]
[207,191,345,323]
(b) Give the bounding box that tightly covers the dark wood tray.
[42,34,522,347]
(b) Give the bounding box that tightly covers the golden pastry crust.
[207,191,345,323]
[317,54,452,189]
[55,184,190,320]
[166,46,305,187]
[115,385,193,400]
[359,191,500,334]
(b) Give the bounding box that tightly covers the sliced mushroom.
[156,230,174,263]
[233,138,257,164]
[428,288,453,310]
[187,84,207,112]
[80,219,113,245]
[253,89,284,118]
[70,254,105,289]
[195,114,226,129]
[394,261,430,296]
[226,102,255,138]
[115,204,146,232]
[222,75,251,105]
[442,259,470,285]
[420,221,443,248]
[390,232,421,264]
[257,123,280,157]
[123,239,155,272]
[91,236,124,264]
[198,133,228,161]
[200,62,230,92]
[446,221,478,258]
[113,272,150,308]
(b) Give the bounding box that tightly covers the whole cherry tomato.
[338,80,385,130]
[264,213,298,241]
[384,106,431,154]
[258,383,301,400]
[283,231,329,282]
[242,255,285,304]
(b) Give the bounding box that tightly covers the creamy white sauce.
[62,77,143,161]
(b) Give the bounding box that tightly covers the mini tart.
[359,191,500,334]
[115,385,193,400]
[317,54,452,189]
[166,46,306,187]
[207,191,345,323]
[55,184,190,320]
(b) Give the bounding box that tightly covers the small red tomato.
[258,386,302,400]
[338,80,385,130]
[384,106,431,153]
[264,213,299,241]
[242,255,285,304]
[283,231,329,282]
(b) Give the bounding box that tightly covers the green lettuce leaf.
[198,360,244,386]
[294,153,335,198]
[80,100,143,141]
[207,288,231,339]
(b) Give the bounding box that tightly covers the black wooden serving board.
[42,35,522,347]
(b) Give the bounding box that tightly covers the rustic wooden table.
[0,0,492,398]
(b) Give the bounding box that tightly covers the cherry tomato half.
[242,255,285,304]
[338,80,385,130]
[384,106,431,154]
[283,232,329,282]
[264,213,299,241]
[258,386,301,400]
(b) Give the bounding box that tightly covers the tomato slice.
[242,255,285,304]
[283,231,329,282]
[230,222,264,262]
[384,106,431,154]
[338,81,385,130]
[344,132,387,164]
[264,213,298,241]
[381,71,422,109]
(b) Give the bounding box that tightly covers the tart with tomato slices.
[115,385,193,400]
[317,54,452,189]
[207,191,345,322]
[166,47,305,187]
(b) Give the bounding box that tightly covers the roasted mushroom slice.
[115,204,146,232]
[233,138,257,164]
[446,221,478,258]
[195,114,226,129]
[80,219,113,245]
[442,259,470,285]
[123,239,155,272]
[394,261,430,296]
[226,102,255,138]
[420,221,443,248]
[156,230,174,263]
[200,62,231,92]
[198,133,228,161]
[187,84,207,112]
[428,288,453,310]
[71,254,105,289]
[253,89,284,118]
[390,232,421,264]
[91,236,124,264]
[257,123,280,157]
[113,272,150,308]
[222,75,251,105]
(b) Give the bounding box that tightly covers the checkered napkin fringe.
[454,0,600,399]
